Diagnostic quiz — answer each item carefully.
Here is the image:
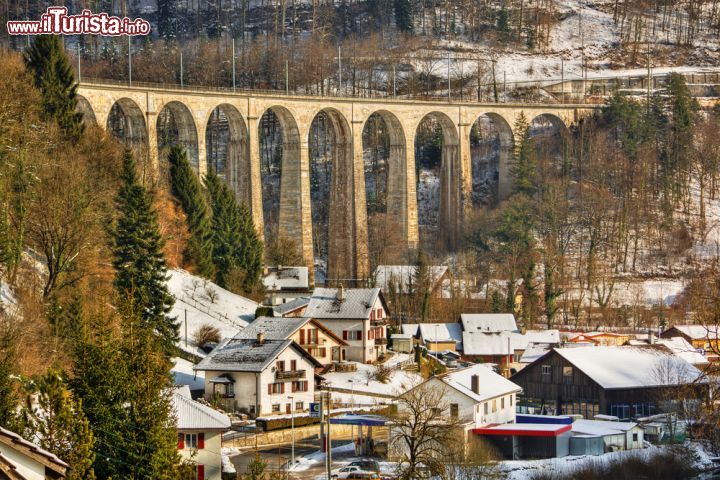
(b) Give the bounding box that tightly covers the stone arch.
[529,112,572,179]
[75,95,97,125]
[106,98,147,145]
[308,107,354,285]
[157,101,199,171]
[470,112,515,205]
[205,104,249,204]
[258,105,303,263]
[414,111,461,252]
[362,110,407,265]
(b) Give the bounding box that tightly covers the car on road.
[347,460,380,473]
[345,473,380,480]
[331,466,363,479]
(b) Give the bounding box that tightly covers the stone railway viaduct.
[76,82,598,284]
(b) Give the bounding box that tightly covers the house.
[0,427,67,479]
[571,419,644,452]
[390,333,414,353]
[511,345,707,420]
[566,331,630,346]
[462,329,560,372]
[373,265,450,297]
[174,387,231,480]
[629,336,710,367]
[263,266,311,306]
[195,334,322,417]
[234,316,347,365]
[304,287,389,363]
[460,313,519,333]
[401,322,463,353]
[661,324,720,359]
[270,297,309,317]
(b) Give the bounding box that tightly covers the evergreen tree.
[496,6,510,38]
[24,35,84,142]
[204,169,263,292]
[157,0,179,39]
[412,250,432,322]
[167,146,215,278]
[112,149,177,353]
[490,290,503,313]
[23,369,96,480]
[0,331,20,431]
[394,0,413,32]
[511,112,537,196]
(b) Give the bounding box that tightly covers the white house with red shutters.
[194,334,322,417]
[304,287,389,363]
[173,387,231,480]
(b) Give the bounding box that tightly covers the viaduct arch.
[77,82,596,285]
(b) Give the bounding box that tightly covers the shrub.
[193,324,221,348]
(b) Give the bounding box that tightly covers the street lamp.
[288,395,295,472]
[348,379,354,412]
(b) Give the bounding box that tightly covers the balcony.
[374,337,387,346]
[371,318,388,326]
[275,369,306,380]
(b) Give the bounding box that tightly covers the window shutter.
[178,433,185,449]
[198,433,205,449]
[268,383,272,395]
[291,360,297,371]
[343,330,348,340]
[320,347,326,357]
[197,464,204,480]
[281,382,285,393]
[359,330,363,340]
[369,329,374,340]
[300,329,305,345]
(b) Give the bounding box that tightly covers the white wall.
[178,430,223,480]
[0,443,48,480]
[475,393,517,427]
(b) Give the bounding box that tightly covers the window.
[484,403,488,415]
[296,401,304,410]
[632,433,638,442]
[292,381,308,392]
[510,395,513,406]
[431,407,443,416]
[501,397,505,409]
[492,399,497,413]
[276,360,285,372]
[450,404,459,418]
[541,365,551,376]
[343,330,362,341]
[268,382,284,394]
[184,433,199,449]
[563,367,573,377]
[290,360,297,371]
[320,347,327,357]
[272,404,280,412]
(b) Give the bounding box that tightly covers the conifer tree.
[412,250,432,322]
[23,368,96,480]
[0,330,20,431]
[167,146,215,278]
[393,0,413,32]
[511,112,537,197]
[112,149,177,352]
[204,169,263,292]
[23,35,84,142]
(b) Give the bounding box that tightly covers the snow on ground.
[171,357,204,390]
[221,447,238,474]
[168,269,257,358]
[322,354,421,399]
[289,442,356,472]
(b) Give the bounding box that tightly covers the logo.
[7,7,150,36]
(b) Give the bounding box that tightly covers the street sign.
[310,402,321,418]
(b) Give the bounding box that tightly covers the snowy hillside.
[167,269,257,358]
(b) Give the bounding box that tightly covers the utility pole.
[392,64,396,98]
[77,44,81,82]
[128,35,132,86]
[337,45,342,95]
[232,37,236,92]
[286,60,290,95]
[447,52,451,102]
[288,395,295,471]
[646,39,652,113]
[325,391,332,479]
[561,58,564,103]
[180,50,184,88]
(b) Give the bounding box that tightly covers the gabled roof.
[373,265,448,293]
[550,345,705,390]
[572,419,639,436]
[460,313,518,333]
[173,389,231,431]
[234,316,347,345]
[305,288,388,319]
[435,364,522,403]
[0,427,68,476]
[664,324,720,340]
[195,338,322,372]
[462,329,560,356]
[263,267,309,291]
[417,323,463,349]
[271,297,310,316]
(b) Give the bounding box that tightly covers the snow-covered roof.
[305,288,384,319]
[167,269,257,357]
[263,266,309,291]
[173,389,231,431]
[172,357,205,390]
[656,337,709,365]
[572,419,639,437]
[391,333,413,340]
[460,313,518,333]
[0,426,68,471]
[553,345,705,389]
[417,323,463,348]
[401,324,419,336]
[519,343,554,363]
[665,324,720,340]
[195,338,321,372]
[373,265,448,293]
[462,330,560,356]
[234,316,309,341]
[272,297,309,316]
[435,364,522,403]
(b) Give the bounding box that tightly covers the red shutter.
[197,464,204,480]
[291,360,297,371]
[300,329,305,345]
[369,329,374,340]
[198,433,205,449]
[281,383,285,393]
[268,383,272,395]
[359,330,363,340]
[178,433,185,449]
[320,347,326,357]
[343,330,348,340]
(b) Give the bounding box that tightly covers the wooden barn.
[510,345,707,420]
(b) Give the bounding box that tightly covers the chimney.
[337,283,345,301]
[470,374,480,395]
[257,332,265,345]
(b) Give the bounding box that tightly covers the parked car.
[331,466,363,479]
[347,460,380,473]
[346,473,380,480]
